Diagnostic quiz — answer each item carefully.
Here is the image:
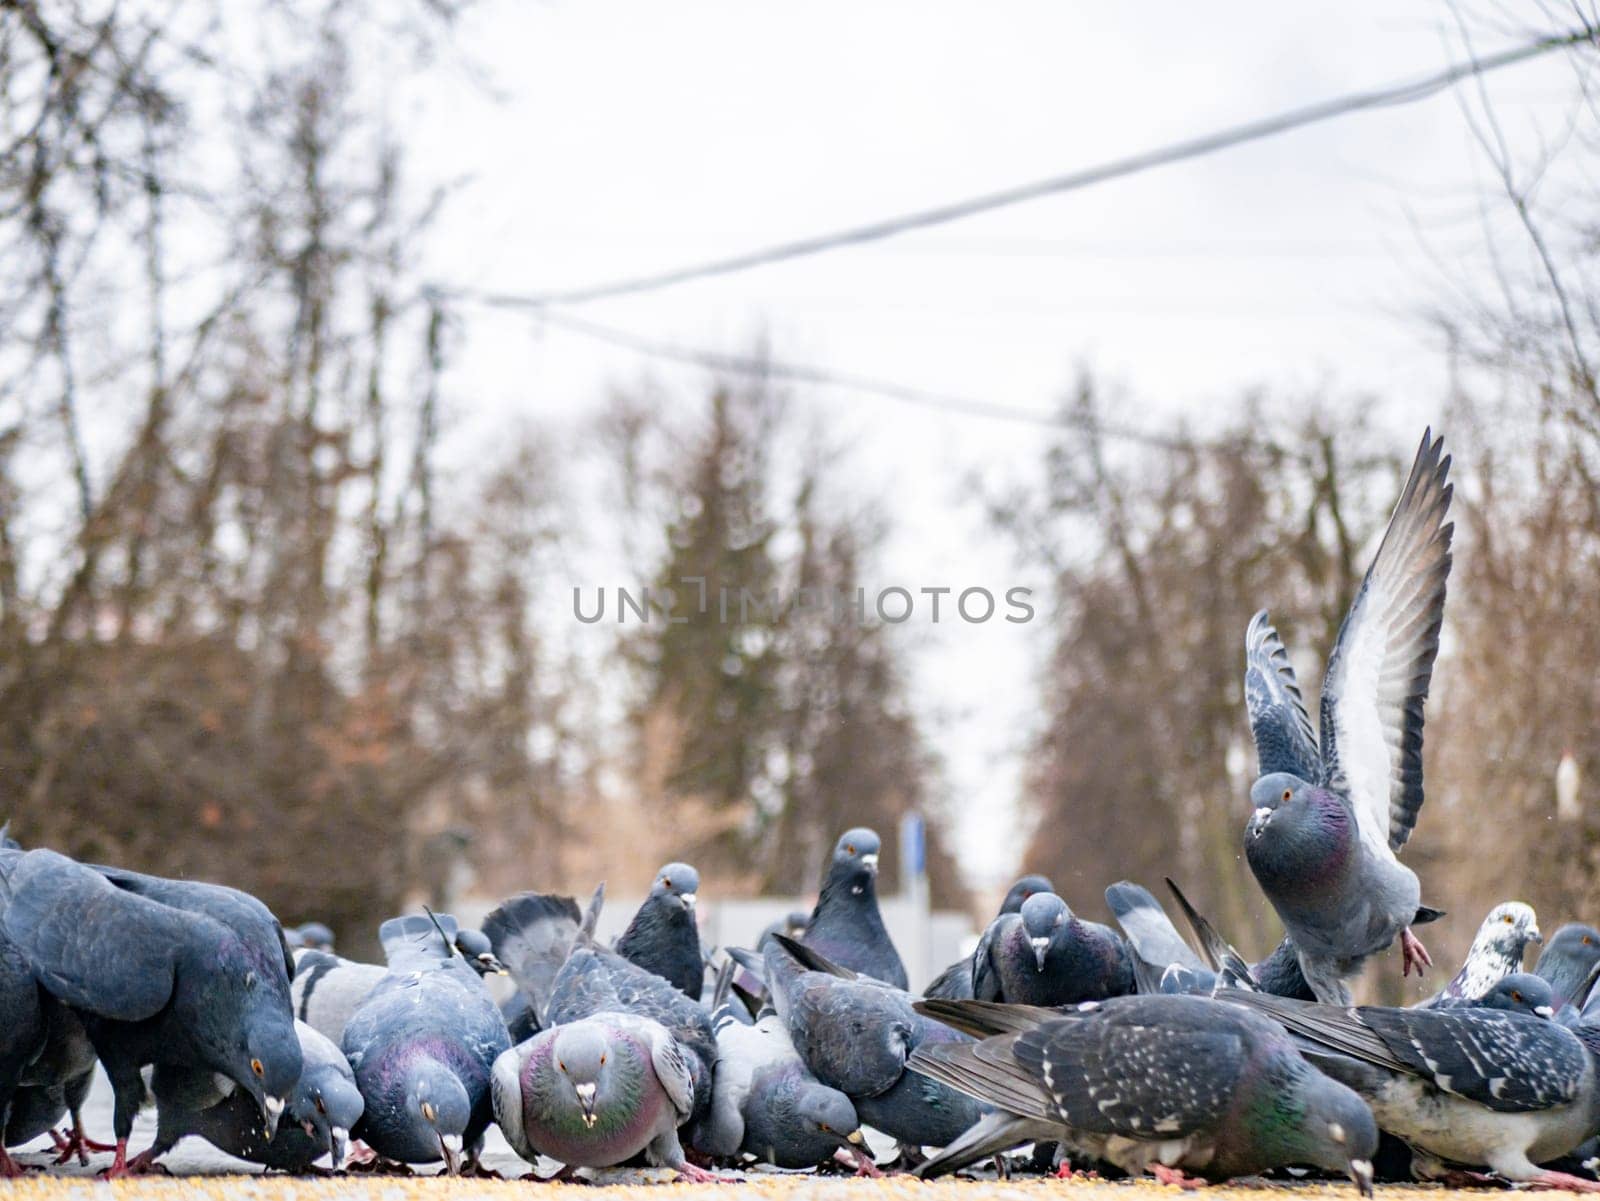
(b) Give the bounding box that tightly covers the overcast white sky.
[405,1,1585,889]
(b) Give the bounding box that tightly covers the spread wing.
[1244,610,1323,781]
[1318,429,1453,854]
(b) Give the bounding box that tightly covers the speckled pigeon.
[1228,988,1600,1189]
[144,1019,364,1171]
[909,994,1377,1190]
[1537,924,1600,1010]
[800,828,907,990]
[693,976,870,1171]
[1422,903,1542,1008]
[0,849,301,1177]
[615,863,703,1000]
[341,913,511,1174]
[762,934,982,1154]
[925,874,1054,1000]
[1242,430,1454,1004]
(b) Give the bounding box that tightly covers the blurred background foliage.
[2,0,1599,991]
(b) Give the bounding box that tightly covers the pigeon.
[341,913,511,1174]
[1536,924,1600,1010]
[925,874,1055,1000]
[756,911,810,949]
[0,924,51,1176]
[969,891,1132,1006]
[1446,973,1556,1017]
[493,1013,718,1181]
[615,862,703,1000]
[800,828,907,990]
[1227,989,1600,1189]
[909,994,1377,1190]
[144,1020,364,1172]
[693,974,871,1171]
[1422,902,1542,1008]
[453,928,509,979]
[0,849,302,1176]
[1242,430,1454,1003]
[762,934,982,1154]
[296,923,337,952]
[483,890,588,1041]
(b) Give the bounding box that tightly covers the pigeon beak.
[861,854,879,875]
[1531,926,1544,945]
[1536,1005,1555,1018]
[479,952,509,975]
[681,892,697,911]
[846,1129,865,1146]
[1248,807,1272,840]
[1030,937,1050,972]
[1348,1158,1374,1198]
[575,1081,598,1127]
[262,1094,285,1140]
[329,1126,348,1170]
[439,1132,463,1175]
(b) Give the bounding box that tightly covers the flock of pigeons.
[2,428,1600,1190]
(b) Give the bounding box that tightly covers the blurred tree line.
[0,0,965,942]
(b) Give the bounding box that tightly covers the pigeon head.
[396,1057,470,1173]
[754,1073,864,1166]
[1536,923,1600,1007]
[1000,874,1055,916]
[1256,1067,1378,1196]
[650,862,700,914]
[1477,972,1555,1017]
[551,1022,624,1131]
[1473,902,1542,960]
[293,1058,365,1168]
[454,927,508,977]
[1245,773,1354,891]
[296,922,336,951]
[182,945,301,1137]
[828,828,882,894]
[1019,892,1069,971]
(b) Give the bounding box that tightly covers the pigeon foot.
[97,1143,169,1179]
[1401,927,1433,976]
[672,1161,737,1183]
[1150,1164,1209,1189]
[1529,1170,1600,1193]
[835,1145,882,1177]
[0,1145,29,1178]
[51,1119,116,1166]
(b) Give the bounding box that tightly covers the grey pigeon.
[1108,879,1315,999]
[1422,903,1542,1008]
[296,923,337,952]
[615,863,703,1000]
[1228,989,1600,1189]
[341,913,511,1173]
[1242,430,1453,1003]
[762,934,982,1153]
[0,849,301,1176]
[693,976,870,1171]
[1446,973,1556,1017]
[979,891,1133,1005]
[756,911,810,949]
[800,828,907,989]
[1537,924,1600,1010]
[453,928,509,979]
[145,1019,364,1171]
[483,890,587,1041]
[910,994,1377,1190]
[925,874,1054,1000]
[493,1013,719,1181]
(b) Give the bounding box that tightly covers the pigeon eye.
[251,1059,264,1077]
[662,878,672,888]
[1504,915,1515,924]
[1281,789,1292,802]
[559,1062,566,1073]
[845,844,855,854]
[819,1123,831,1133]
[1586,936,1595,946]
[1513,991,1524,1002]
[599,1055,606,1066]
[315,1097,326,1115]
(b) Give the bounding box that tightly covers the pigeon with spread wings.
[1243,429,1453,1004]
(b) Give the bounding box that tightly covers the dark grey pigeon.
[1422,903,1542,1008]
[0,921,51,1176]
[1448,973,1556,1017]
[1242,430,1453,1004]
[756,911,810,950]
[762,934,982,1154]
[1537,924,1600,1010]
[924,874,1054,1000]
[0,849,301,1176]
[145,1019,364,1171]
[910,994,1377,1189]
[483,890,587,1041]
[970,891,1132,1006]
[296,923,337,952]
[453,928,508,979]
[1228,989,1600,1189]
[341,913,511,1174]
[693,975,871,1172]
[615,862,703,1000]
[800,828,907,990]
